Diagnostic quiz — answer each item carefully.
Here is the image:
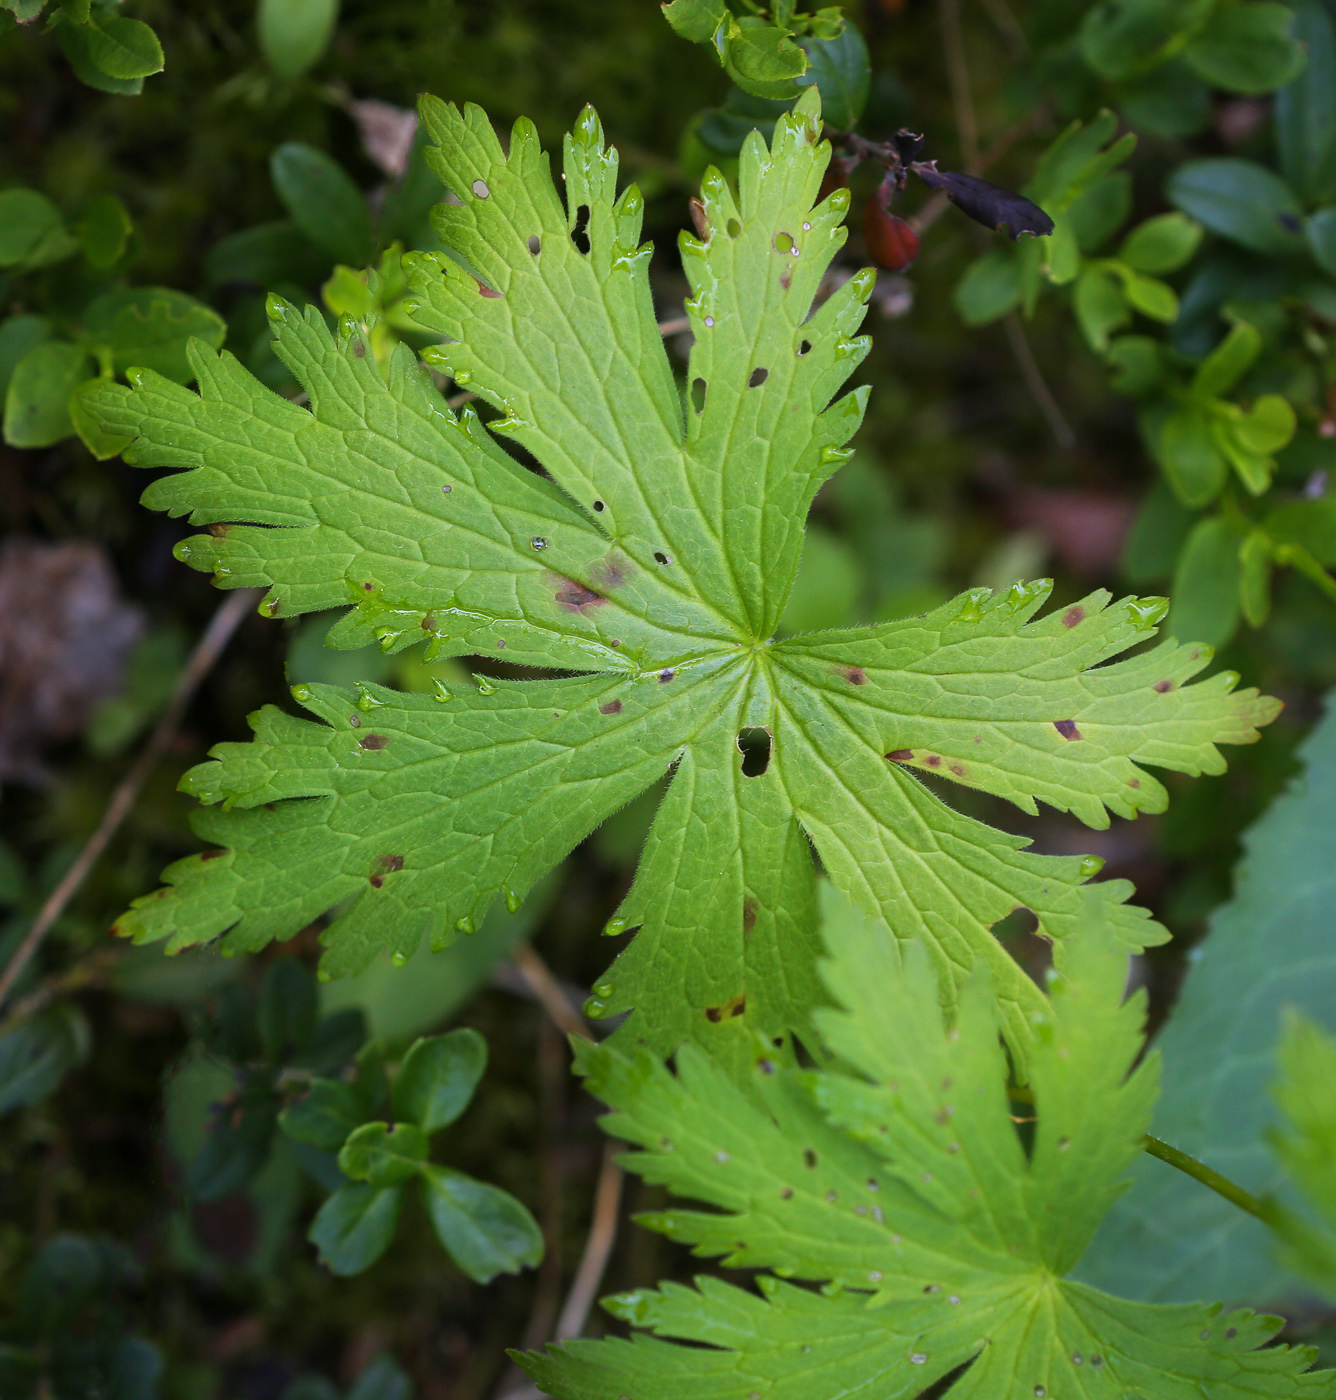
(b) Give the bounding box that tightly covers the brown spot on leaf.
[369,874,384,888]
[200,849,224,861]
[476,280,502,298]
[1153,679,1174,693]
[659,669,675,683]
[1129,778,1140,788]
[705,994,746,1023]
[207,523,231,537]
[743,897,758,932]
[599,700,623,715]
[363,582,375,592]
[421,614,436,631]
[552,575,605,612]
[689,197,709,240]
[353,340,366,358]
[926,754,942,767]
[1063,606,1085,628]
[376,855,404,873]
[780,265,793,290]
[949,763,965,776]
[844,666,867,686]
[360,734,390,750]
[780,1187,794,1199]
[590,554,632,591]
[886,749,913,762]
[1054,720,1082,741]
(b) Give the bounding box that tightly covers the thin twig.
[0,588,260,1012]
[1003,312,1076,450]
[511,943,592,1041]
[938,0,980,169]
[554,1138,625,1341]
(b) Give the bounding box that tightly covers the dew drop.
[505,888,522,914]
[455,916,475,935]
[714,1150,730,1163]
[910,1354,927,1366]
[472,178,490,198]
[476,676,496,695]
[432,678,452,702]
[391,952,409,967]
[531,536,549,550]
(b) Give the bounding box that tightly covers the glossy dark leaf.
[911,164,1054,239]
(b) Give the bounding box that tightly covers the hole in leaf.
[748,367,769,388]
[527,234,541,255]
[727,218,741,238]
[592,499,605,512]
[472,178,490,198]
[774,231,794,253]
[797,339,812,356]
[802,1148,818,1168]
[571,203,591,254]
[691,378,706,414]
[654,551,671,565]
[737,727,771,777]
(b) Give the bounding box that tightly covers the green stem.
[1141,1134,1275,1223]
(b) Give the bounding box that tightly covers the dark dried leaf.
[911,163,1055,239]
[891,128,924,165]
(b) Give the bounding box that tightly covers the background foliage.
[2,0,1336,1396]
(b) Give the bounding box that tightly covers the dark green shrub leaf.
[188,1079,281,1200]
[0,1007,88,1116]
[953,246,1021,324]
[421,1164,542,1283]
[1182,2,1305,94]
[1118,59,1212,138]
[392,1028,486,1134]
[720,19,809,101]
[1167,159,1306,256]
[1168,516,1243,647]
[1149,403,1228,506]
[0,188,65,267]
[309,1180,401,1275]
[1074,264,1131,352]
[1277,1,1336,205]
[1105,333,1165,396]
[204,219,329,287]
[1306,206,1336,277]
[1122,479,1196,582]
[257,958,319,1063]
[1119,267,1178,321]
[0,314,52,398]
[280,1077,367,1151]
[74,193,133,269]
[3,340,90,448]
[257,0,339,79]
[1239,528,1273,627]
[346,1355,413,1400]
[297,1006,367,1074]
[70,377,134,460]
[1118,212,1202,274]
[795,23,869,129]
[1078,0,1189,80]
[338,1121,429,1187]
[661,0,726,45]
[82,287,227,385]
[1193,320,1261,398]
[76,15,163,78]
[271,143,374,266]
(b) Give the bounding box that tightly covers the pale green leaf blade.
[83,309,697,672]
[596,710,822,1061]
[113,669,730,974]
[530,904,1329,1399]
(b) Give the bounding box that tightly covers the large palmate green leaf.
[520,894,1331,1400]
[87,90,1276,1062]
[1081,692,1336,1305]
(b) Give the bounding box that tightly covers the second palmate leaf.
[88,90,1277,1064]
